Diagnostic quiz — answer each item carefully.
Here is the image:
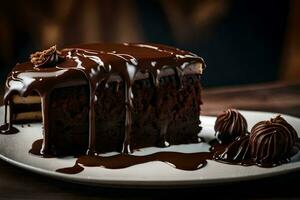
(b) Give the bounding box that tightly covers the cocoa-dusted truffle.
[250,115,298,166]
[30,45,65,68]
[214,109,248,143]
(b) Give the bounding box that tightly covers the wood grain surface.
[0,81,300,200]
[202,81,300,117]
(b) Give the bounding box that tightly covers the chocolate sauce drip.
[3,43,205,155]
[0,102,19,134]
[29,139,45,157]
[40,94,50,153]
[158,120,169,147]
[57,163,84,174]
[0,123,19,135]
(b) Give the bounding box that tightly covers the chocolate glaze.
[29,139,54,158]
[29,139,43,156]
[214,109,248,144]
[2,43,205,155]
[0,102,19,134]
[0,123,19,135]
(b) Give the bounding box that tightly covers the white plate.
[0,107,300,188]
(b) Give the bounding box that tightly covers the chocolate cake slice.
[2,43,205,156]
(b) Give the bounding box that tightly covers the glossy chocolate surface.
[249,115,299,166]
[214,109,248,143]
[1,43,205,155]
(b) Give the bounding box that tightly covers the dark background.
[0,0,299,87]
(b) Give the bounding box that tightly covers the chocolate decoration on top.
[30,45,65,68]
[214,109,248,144]
[2,43,205,155]
[249,115,299,166]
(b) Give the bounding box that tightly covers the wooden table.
[0,81,300,199]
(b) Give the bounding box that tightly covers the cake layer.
[10,62,202,124]
[11,94,42,123]
[47,74,202,156]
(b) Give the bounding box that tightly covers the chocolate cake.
[1,43,205,156]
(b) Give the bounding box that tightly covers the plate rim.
[1,151,300,188]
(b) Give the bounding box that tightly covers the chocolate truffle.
[250,115,298,166]
[214,109,248,143]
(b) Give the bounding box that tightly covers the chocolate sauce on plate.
[28,136,299,175]
[0,102,19,134]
